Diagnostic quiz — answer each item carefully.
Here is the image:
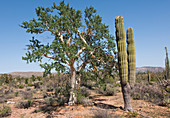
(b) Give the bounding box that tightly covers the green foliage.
[27,83,34,87]
[24,78,28,84]
[126,111,139,118]
[20,0,116,76]
[0,105,11,117]
[18,84,24,89]
[15,92,19,97]
[0,74,13,85]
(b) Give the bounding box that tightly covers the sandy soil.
[3,89,170,118]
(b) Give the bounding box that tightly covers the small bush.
[0,105,11,117]
[97,84,117,96]
[125,111,139,118]
[16,100,33,109]
[57,97,66,106]
[24,78,28,84]
[34,82,41,89]
[45,97,56,106]
[93,109,117,118]
[15,92,19,97]
[27,83,33,87]
[79,87,90,97]
[21,91,33,99]
[79,97,93,106]
[46,86,53,92]
[18,84,24,89]
[131,83,170,106]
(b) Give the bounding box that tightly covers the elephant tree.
[20,1,116,105]
[115,16,136,111]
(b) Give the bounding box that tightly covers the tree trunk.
[121,83,133,111]
[76,74,81,91]
[68,68,77,105]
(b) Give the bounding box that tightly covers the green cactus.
[147,71,151,83]
[127,27,136,87]
[165,47,169,80]
[115,16,136,111]
[115,16,128,85]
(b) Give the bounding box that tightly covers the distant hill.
[0,66,165,77]
[8,72,44,78]
[136,66,164,73]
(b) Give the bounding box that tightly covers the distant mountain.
[136,66,164,73]
[0,66,165,77]
[8,72,44,78]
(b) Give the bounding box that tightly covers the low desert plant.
[21,91,33,99]
[93,109,118,118]
[0,105,11,117]
[16,100,33,109]
[18,84,24,89]
[125,111,139,118]
[131,83,170,106]
[45,97,56,106]
[15,92,19,97]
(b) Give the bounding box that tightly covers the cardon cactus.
[115,16,136,111]
[165,47,169,80]
[127,27,136,87]
[147,71,151,83]
[115,16,128,85]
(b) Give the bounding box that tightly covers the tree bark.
[121,83,133,112]
[76,74,81,91]
[68,67,77,105]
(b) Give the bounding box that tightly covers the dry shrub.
[93,109,119,118]
[16,100,33,109]
[0,105,11,117]
[131,82,170,106]
[20,91,33,99]
[97,84,117,96]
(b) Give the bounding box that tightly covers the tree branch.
[43,54,69,65]
[77,30,87,45]
[76,47,86,57]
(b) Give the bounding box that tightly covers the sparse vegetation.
[0,105,11,117]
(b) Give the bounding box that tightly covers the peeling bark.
[68,69,77,105]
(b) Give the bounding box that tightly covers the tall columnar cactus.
[127,27,136,87]
[165,47,169,80]
[147,71,151,83]
[115,16,128,85]
[115,16,136,111]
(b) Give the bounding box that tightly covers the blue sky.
[0,0,170,73]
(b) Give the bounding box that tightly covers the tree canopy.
[20,1,116,76]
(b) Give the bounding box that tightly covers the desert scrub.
[21,91,33,99]
[18,84,24,89]
[125,111,139,118]
[93,109,118,118]
[44,97,56,106]
[14,91,19,97]
[16,100,33,109]
[131,83,170,106]
[0,105,11,117]
[76,87,93,106]
[97,84,117,96]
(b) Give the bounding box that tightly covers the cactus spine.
[115,16,136,111]
[165,47,169,79]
